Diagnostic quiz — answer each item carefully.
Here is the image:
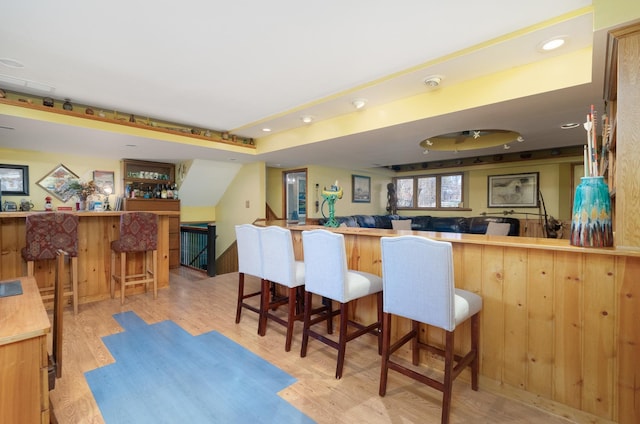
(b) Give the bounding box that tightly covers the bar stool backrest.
[301,229,349,302]
[22,213,79,260]
[235,224,263,279]
[381,235,456,331]
[261,226,301,288]
[114,212,158,252]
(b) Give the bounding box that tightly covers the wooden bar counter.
[0,210,179,305]
[287,224,640,424]
[0,276,51,423]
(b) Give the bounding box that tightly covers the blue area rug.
[85,311,315,424]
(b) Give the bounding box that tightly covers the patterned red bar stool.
[110,212,158,304]
[21,212,79,314]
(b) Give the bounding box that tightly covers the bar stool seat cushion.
[453,289,482,327]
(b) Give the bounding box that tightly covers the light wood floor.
[50,267,579,424]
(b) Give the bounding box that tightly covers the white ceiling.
[0,1,612,171]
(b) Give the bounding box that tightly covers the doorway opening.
[283,170,307,224]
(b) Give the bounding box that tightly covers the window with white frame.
[394,172,463,209]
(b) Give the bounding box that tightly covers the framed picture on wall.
[37,163,79,202]
[488,172,539,208]
[0,164,29,195]
[352,174,371,203]
[93,170,115,195]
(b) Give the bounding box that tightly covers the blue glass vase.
[570,176,613,247]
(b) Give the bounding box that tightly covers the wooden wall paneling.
[286,226,640,421]
[525,249,555,398]
[1,213,173,308]
[479,245,505,382]
[449,244,470,363]
[344,234,377,325]
[0,217,25,279]
[215,240,239,276]
[581,254,615,419]
[502,247,529,390]
[615,256,640,424]
[552,251,583,409]
[614,26,640,249]
[453,243,483,368]
[79,217,108,303]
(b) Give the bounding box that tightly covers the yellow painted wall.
[266,165,394,219]
[215,161,266,257]
[396,158,581,220]
[0,147,120,210]
[594,0,640,30]
[266,157,583,223]
[306,166,391,218]
[265,166,289,219]
[181,205,215,223]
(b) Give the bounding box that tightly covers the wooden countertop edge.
[0,210,181,218]
[0,277,50,346]
[286,224,640,257]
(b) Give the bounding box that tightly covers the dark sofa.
[318,214,520,236]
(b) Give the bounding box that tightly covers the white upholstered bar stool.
[379,235,482,424]
[258,226,305,351]
[485,221,511,235]
[300,229,383,379]
[234,224,265,329]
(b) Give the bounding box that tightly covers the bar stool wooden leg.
[120,251,126,305]
[53,252,65,379]
[152,250,158,299]
[285,286,297,352]
[336,302,349,379]
[235,273,246,324]
[441,330,455,424]
[110,251,116,299]
[71,256,78,315]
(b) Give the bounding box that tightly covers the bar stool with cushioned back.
[300,229,383,379]
[234,224,265,329]
[21,212,79,314]
[391,219,412,230]
[485,221,511,235]
[258,226,306,351]
[110,212,158,304]
[379,235,482,424]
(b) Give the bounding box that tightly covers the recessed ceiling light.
[352,98,367,110]
[0,58,24,68]
[301,115,313,124]
[539,36,567,52]
[561,122,580,130]
[262,128,272,132]
[423,75,442,88]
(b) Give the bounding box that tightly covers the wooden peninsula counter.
[0,210,179,305]
[286,224,639,424]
